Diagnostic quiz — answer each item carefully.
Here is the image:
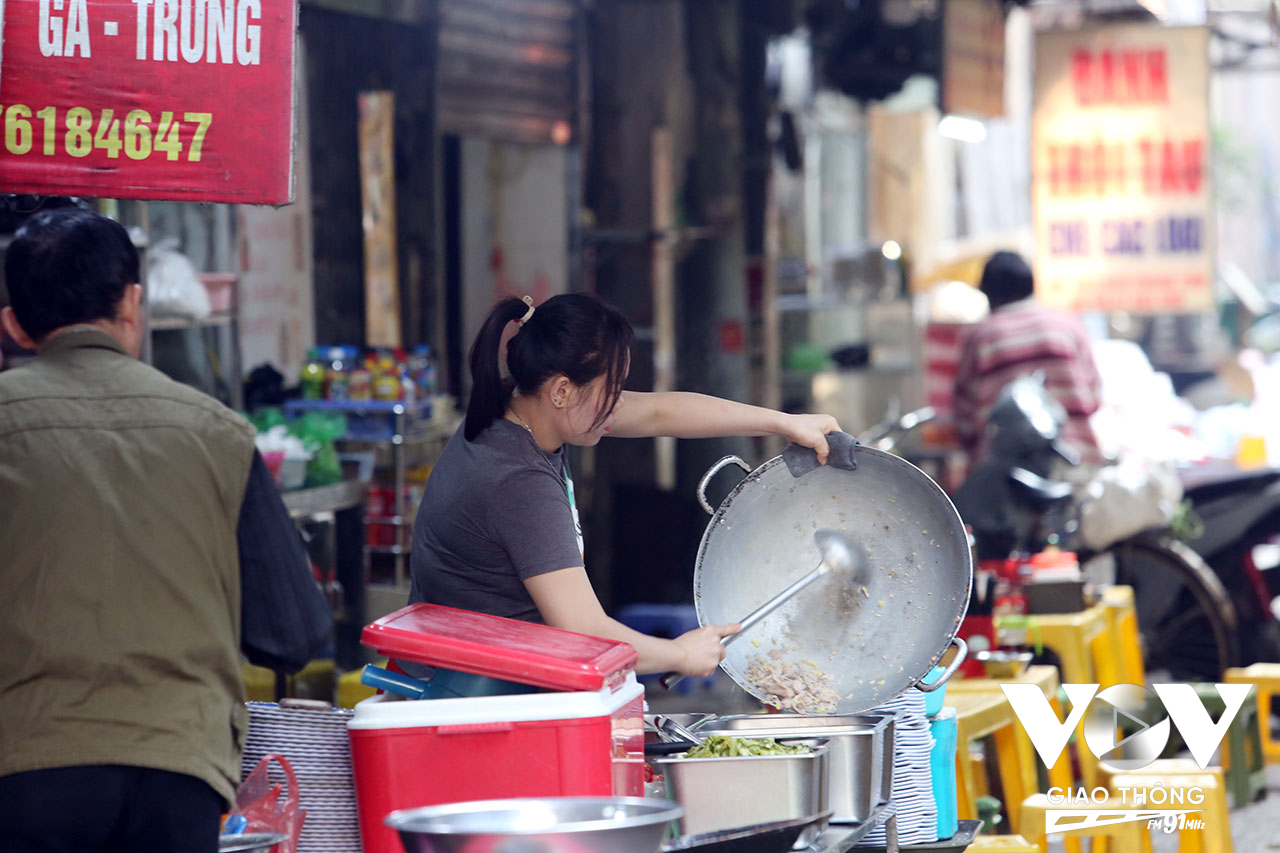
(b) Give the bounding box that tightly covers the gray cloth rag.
[782,430,858,477]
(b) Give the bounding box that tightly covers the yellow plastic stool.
[950,666,1076,794]
[1020,793,1153,853]
[1224,663,1280,763]
[338,666,379,709]
[241,659,336,704]
[965,834,1040,851]
[1101,585,1146,685]
[1029,604,1110,788]
[950,692,1038,835]
[1109,761,1232,853]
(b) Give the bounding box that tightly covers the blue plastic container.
[929,706,959,841]
[920,664,948,716]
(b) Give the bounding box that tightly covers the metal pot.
[692,447,970,714]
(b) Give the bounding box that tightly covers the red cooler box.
[349,604,645,853]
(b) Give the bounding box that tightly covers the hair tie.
[517,295,535,327]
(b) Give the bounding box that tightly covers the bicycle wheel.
[1105,532,1239,682]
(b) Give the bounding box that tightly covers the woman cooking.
[406,293,840,694]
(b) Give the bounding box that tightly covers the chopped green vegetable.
[684,735,812,758]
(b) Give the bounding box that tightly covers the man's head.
[0,208,144,356]
[979,250,1034,310]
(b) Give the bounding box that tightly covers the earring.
[554,400,564,408]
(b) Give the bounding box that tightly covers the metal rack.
[283,397,458,625]
[812,802,900,853]
[146,273,242,410]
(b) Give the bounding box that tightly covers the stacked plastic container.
[928,706,959,840]
[347,604,645,853]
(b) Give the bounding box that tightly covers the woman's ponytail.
[464,297,527,440]
[464,292,634,442]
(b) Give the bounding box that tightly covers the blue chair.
[616,603,716,693]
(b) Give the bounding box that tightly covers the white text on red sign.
[39,0,262,65]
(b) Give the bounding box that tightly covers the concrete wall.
[459,137,570,362]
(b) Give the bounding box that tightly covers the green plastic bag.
[246,406,287,434]
[287,412,347,488]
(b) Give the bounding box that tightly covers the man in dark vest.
[0,207,333,852]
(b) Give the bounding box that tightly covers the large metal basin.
[652,745,829,848]
[693,714,889,823]
[385,796,682,853]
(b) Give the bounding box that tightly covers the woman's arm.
[525,567,738,676]
[611,391,840,461]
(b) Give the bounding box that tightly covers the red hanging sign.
[0,0,297,204]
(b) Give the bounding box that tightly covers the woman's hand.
[782,413,841,464]
[673,623,740,677]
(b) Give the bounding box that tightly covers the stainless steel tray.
[653,746,830,846]
[663,811,834,852]
[694,715,890,823]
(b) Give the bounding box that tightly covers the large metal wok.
[692,445,971,714]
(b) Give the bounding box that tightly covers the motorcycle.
[1179,465,1280,667]
[950,374,1244,682]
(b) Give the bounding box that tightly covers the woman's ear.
[547,375,571,409]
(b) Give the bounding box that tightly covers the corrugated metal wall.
[436,0,578,143]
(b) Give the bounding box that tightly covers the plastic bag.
[248,407,288,434]
[1077,460,1183,550]
[147,239,210,320]
[286,412,347,488]
[229,753,305,853]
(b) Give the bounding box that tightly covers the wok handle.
[697,455,752,515]
[659,671,686,691]
[916,636,968,693]
[660,564,827,692]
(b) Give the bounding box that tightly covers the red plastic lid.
[1030,549,1078,569]
[361,603,638,692]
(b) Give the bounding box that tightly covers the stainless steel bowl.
[976,649,1033,679]
[218,834,289,852]
[386,796,683,853]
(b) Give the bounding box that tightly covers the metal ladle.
[659,529,860,691]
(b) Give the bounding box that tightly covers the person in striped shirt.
[953,251,1103,463]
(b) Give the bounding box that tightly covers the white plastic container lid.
[349,673,643,730]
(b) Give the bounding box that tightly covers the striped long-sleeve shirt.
[953,298,1103,462]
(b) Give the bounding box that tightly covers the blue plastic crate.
[283,398,433,441]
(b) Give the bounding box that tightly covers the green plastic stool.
[1193,682,1267,807]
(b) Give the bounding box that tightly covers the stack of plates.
[240,702,360,853]
[859,689,938,846]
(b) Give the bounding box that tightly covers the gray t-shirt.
[408,417,584,623]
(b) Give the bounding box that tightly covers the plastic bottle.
[325,347,349,401]
[991,567,1029,653]
[401,362,417,406]
[299,348,326,400]
[349,355,373,401]
[373,356,401,401]
[409,344,437,400]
